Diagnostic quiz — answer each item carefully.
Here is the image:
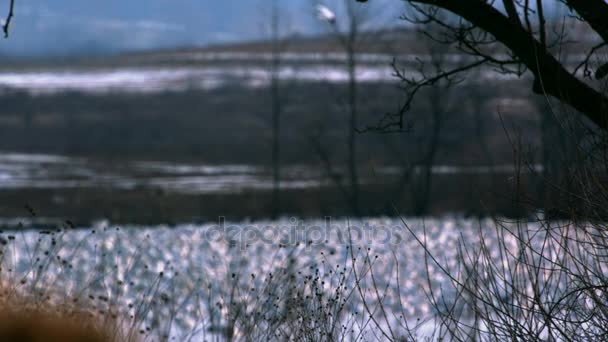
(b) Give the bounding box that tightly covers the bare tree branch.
[2,0,14,38]
[361,55,487,133]
[572,42,608,78]
[536,0,547,50]
[502,0,522,28]
[363,0,608,131]
[564,0,608,44]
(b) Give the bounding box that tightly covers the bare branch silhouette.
[2,0,14,38]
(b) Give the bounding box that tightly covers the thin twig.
[2,0,14,38]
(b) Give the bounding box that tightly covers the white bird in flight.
[315,4,336,24]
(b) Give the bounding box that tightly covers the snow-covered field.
[0,152,540,195]
[0,50,594,95]
[0,66,400,94]
[0,52,528,95]
[0,152,324,193]
[1,217,526,340]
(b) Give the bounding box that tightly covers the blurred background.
[0,0,587,224]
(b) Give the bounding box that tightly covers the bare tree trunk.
[411,30,451,216]
[23,108,34,152]
[414,88,443,216]
[270,0,282,219]
[23,110,33,131]
[343,0,362,216]
[539,101,555,214]
[312,0,370,216]
[346,42,361,216]
[471,82,493,168]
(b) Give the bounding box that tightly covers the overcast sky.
[0,0,405,56]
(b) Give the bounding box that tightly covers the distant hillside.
[1,20,595,71]
[0,0,408,57]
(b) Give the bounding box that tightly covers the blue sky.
[0,0,404,56]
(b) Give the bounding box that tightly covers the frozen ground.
[0,152,540,195]
[0,152,323,193]
[0,217,527,340]
[0,65,397,95]
[0,51,528,95]
[0,51,590,95]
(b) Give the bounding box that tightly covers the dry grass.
[0,289,121,342]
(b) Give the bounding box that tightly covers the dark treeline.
[0,74,583,222]
[0,80,536,165]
